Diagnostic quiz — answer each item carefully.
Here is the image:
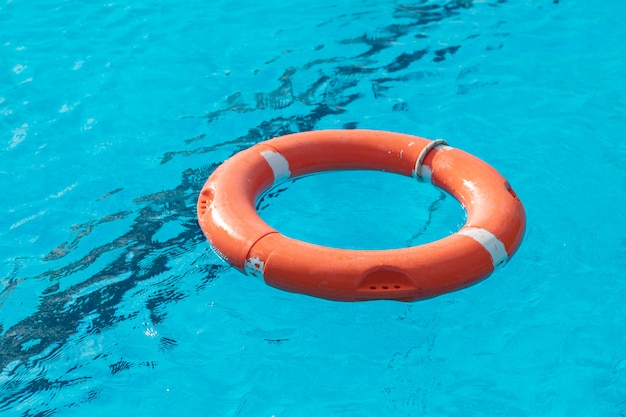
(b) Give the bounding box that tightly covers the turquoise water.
[1,0,625,415]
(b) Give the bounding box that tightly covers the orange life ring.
[197,130,526,302]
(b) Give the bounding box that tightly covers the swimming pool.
[1,0,625,415]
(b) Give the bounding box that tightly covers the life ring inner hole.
[256,169,466,250]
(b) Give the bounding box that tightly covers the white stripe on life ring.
[459,227,508,270]
[261,150,291,182]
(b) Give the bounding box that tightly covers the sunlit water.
[1,0,625,416]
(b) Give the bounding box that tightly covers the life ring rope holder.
[197,130,525,302]
[414,138,448,181]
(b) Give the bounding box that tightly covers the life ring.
[197,130,525,302]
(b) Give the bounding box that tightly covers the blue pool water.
[1,0,625,415]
